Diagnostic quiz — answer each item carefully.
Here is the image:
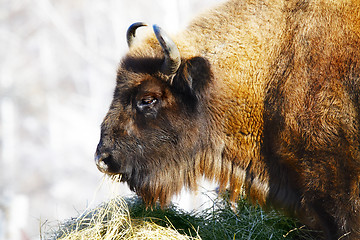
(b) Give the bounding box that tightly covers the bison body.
[95,0,360,238]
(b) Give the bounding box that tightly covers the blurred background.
[0,0,226,239]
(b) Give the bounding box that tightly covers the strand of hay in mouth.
[54,192,200,240]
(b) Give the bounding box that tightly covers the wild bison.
[94,0,360,239]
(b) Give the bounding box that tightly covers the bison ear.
[171,56,212,97]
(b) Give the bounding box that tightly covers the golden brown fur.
[96,0,360,239]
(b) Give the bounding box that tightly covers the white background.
[0,0,225,239]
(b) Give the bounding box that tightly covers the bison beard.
[95,0,360,239]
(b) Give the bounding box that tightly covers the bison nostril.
[95,152,112,172]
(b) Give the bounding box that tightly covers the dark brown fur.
[95,0,360,239]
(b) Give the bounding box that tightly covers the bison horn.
[126,22,148,47]
[153,25,181,75]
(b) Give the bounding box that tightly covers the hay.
[52,197,200,240]
[45,177,317,240]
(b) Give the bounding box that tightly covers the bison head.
[95,23,214,206]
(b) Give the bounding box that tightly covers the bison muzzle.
[95,0,360,239]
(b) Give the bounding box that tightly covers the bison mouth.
[94,152,132,182]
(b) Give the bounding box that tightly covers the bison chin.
[128,166,189,207]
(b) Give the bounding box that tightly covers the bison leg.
[299,156,360,240]
[302,194,360,240]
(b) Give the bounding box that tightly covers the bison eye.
[141,96,157,106]
[136,95,159,114]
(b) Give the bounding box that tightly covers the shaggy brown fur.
[95,0,360,239]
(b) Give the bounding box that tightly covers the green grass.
[46,193,319,240]
[195,194,318,240]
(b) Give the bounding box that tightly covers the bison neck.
[199,66,270,206]
[178,0,284,206]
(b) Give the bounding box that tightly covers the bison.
[94,0,360,239]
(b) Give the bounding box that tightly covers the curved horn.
[153,25,181,75]
[126,22,147,47]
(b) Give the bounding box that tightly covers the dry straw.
[54,175,200,240]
